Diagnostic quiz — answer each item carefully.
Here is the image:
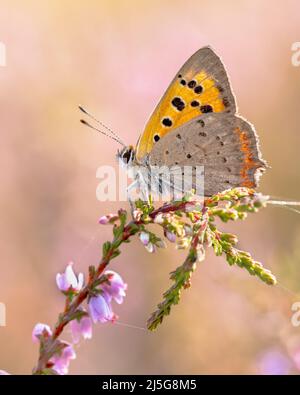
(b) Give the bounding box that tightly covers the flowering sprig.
[30,187,275,375]
[146,189,275,330]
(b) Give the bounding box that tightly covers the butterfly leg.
[126,179,139,216]
[137,169,151,205]
[126,168,151,217]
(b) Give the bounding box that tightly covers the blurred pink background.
[0,0,300,374]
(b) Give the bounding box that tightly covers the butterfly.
[81,46,266,203]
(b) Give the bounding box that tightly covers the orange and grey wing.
[148,113,266,196]
[136,46,236,161]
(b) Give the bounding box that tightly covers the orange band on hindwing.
[234,127,258,188]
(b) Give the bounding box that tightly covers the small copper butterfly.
[82,47,266,202]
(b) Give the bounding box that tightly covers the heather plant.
[1,187,277,375]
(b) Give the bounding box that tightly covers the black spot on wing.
[194,85,203,94]
[162,117,172,127]
[171,97,185,111]
[188,80,196,88]
[200,105,213,113]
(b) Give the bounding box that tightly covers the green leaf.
[35,368,58,375]
[68,309,88,323]
[102,241,111,256]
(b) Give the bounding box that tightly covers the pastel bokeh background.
[1,0,300,374]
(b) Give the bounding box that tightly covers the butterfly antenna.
[80,119,126,147]
[79,105,126,147]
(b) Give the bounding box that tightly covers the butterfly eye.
[122,148,133,164]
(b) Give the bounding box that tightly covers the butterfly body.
[118,46,266,201]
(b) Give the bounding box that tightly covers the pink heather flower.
[56,262,84,292]
[184,225,193,237]
[139,232,156,252]
[154,213,164,224]
[0,370,10,375]
[156,239,167,249]
[89,294,114,323]
[145,242,155,253]
[32,323,52,343]
[166,231,176,243]
[132,209,142,221]
[290,347,300,371]
[70,315,93,344]
[258,349,291,375]
[51,344,76,375]
[139,231,150,246]
[102,270,127,304]
[99,214,118,225]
